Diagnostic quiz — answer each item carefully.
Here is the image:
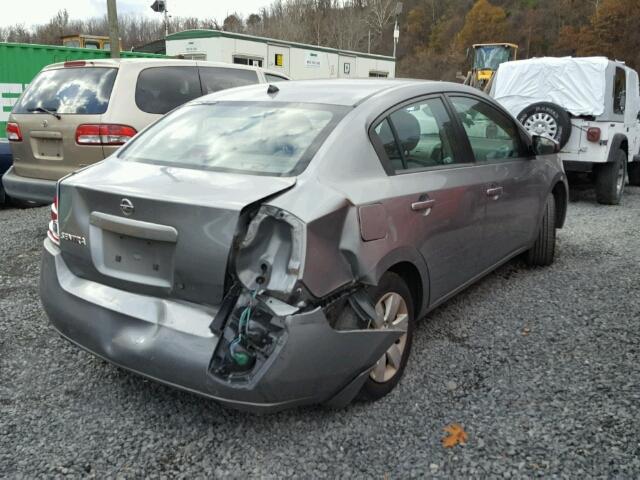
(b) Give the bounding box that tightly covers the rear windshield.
[13,67,117,115]
[118,101,348,176]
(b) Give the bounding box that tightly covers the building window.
[274,53,284,67]
[233,56,263,68]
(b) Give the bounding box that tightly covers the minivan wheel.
[526,193,556,267]
[358,272,415,402]
[595,149,626,205]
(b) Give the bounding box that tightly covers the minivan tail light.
[586,127,601,143]
[6,122,22,142]
[48,195,60,245]
[76,124,137,146]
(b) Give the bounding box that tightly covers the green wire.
[230,289,259,365]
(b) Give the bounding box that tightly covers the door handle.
[486,186,504,199]
[411,199,436,211]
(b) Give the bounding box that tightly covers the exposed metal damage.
[208,203,404,406]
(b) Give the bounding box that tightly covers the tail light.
[586,127,601,143]
[64,61,87,68]
[76,124,137,146]
[6,122,22,142]
[48,196,60,245]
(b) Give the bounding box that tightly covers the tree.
[222,14,244,33]
[455,0,509,53]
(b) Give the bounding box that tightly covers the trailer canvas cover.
[492,56,609,117]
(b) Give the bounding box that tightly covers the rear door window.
[13,67,117,115]
[373,119,403,170]
[371,97,462,173]
[198,67,259,94]
[135,66,202,115]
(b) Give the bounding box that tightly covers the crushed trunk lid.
[58,159,296,306]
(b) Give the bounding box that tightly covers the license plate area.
[93,229,175,288]
[31,138,63,160]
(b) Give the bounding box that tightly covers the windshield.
[474,46,513,70]
[118,102,348,176]
[13,67,117,115]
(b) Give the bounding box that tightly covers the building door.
[267,44,290,76]
[339,55,356,78]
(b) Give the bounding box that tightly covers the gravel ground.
[1,185,639,479]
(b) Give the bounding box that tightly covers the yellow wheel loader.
[463,43,518,91]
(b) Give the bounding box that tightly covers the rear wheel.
[335,272,415,402]
[595,149,626,205]
[360,272,415,401]
[628,161,640,186]
[526,194,556,267]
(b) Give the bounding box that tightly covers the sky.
[0,0,271,28]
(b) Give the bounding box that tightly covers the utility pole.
[164,0,169,37]
[107,0,120,58]
[393,3,403,59]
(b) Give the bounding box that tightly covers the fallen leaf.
[442,423,468,448]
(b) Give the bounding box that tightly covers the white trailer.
[165,29,395,80]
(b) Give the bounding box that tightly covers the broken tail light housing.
[586,127,601,143]
[48,195,60,245]
[76,124,137,146]
[6,122,22,142]
[235,206,306,299]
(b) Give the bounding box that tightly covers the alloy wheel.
[369,292,409,383]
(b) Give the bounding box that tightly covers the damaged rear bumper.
[39,239,401,413]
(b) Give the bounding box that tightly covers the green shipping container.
[0,42,165,138]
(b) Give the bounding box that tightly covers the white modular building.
[165,29,395,80]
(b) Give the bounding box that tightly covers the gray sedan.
[40,79,568,413]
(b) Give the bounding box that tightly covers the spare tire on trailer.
[517,102,572,148]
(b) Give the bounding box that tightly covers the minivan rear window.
[118,101,348,176]
[135,66,202,115]
[13,67,117,115]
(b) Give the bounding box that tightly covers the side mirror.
[532,135,560,155]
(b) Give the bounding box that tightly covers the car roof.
[193,79,469,107]
[41,58,285,76]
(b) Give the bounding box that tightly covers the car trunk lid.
[58,160,296,306]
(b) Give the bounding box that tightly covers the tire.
[334,272,415,402]
[595,149,626,205]
[517,102,572,148]
[628,161,640,186]
[526,193,556,267]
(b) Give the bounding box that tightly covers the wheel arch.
[608,133,629,162]
[387,262,424,319]
[365,246,430,318]
[551,179,568,228]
